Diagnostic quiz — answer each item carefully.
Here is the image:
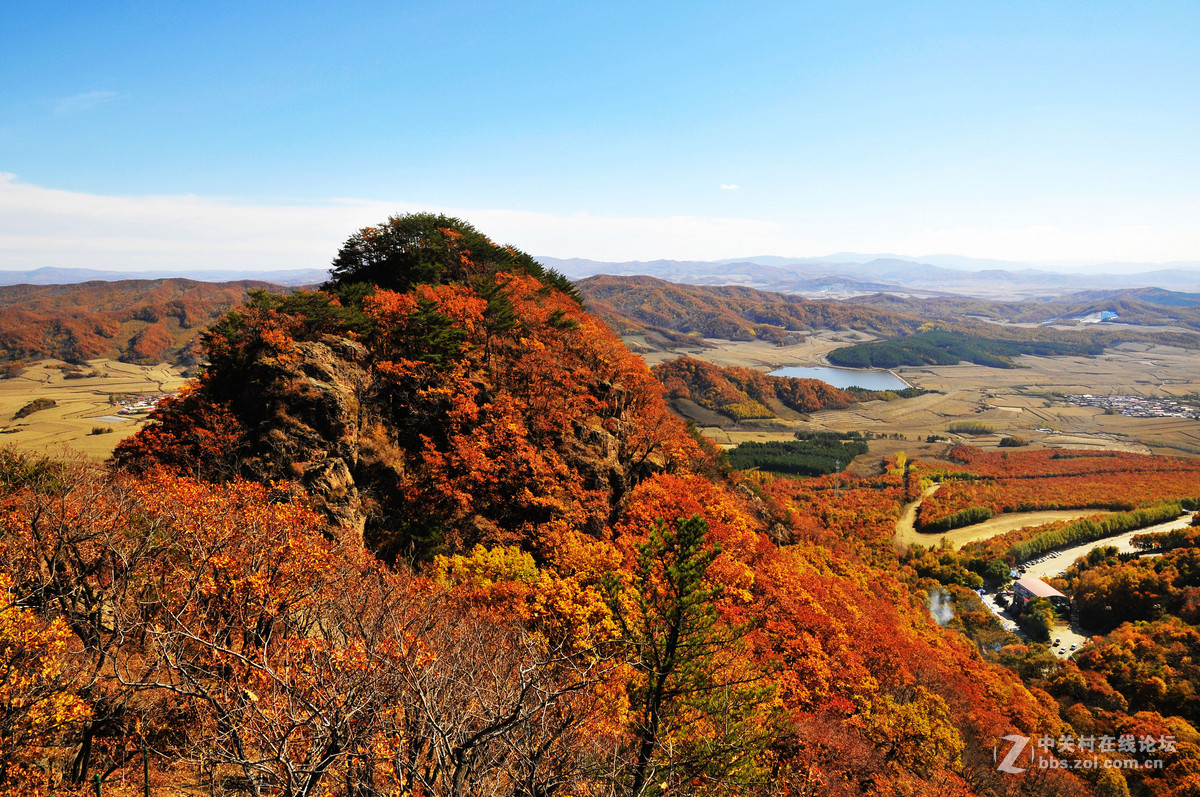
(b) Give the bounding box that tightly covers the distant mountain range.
[540,256,1200,299]
[3,271,1199,371]
[574,275,1200,356]
[4,255,1200,300]
[2,256,1200,303]
[0,266,329,287]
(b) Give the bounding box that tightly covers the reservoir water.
[768,365,909,391]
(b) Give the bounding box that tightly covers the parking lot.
[985,513,1192,657]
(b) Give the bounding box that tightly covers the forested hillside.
[653,356,861,421]
[9,214,1199,796]
[576,274,924,343]
[0,279,274,366]
[893,448,1200,797]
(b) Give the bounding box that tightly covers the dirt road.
[894,484,1111,552]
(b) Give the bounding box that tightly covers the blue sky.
[2,1,1198,270]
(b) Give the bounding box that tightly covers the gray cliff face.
[240,336,371,543]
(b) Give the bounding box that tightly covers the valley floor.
[650,337,1200,461]
[0,359,187,460]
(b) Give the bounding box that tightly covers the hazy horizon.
[4,250,1200,281]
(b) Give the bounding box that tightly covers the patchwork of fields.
[655,337,1200,462]
[0,359,187,459]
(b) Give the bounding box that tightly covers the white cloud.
[0,174,1196,272]
[0,174,799,269]
[720,184,740,190]
[53,91,119,116]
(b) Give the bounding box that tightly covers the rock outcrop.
[115,277,699,560]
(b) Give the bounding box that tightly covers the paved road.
[1018,514,1190,581]
[898,484,1198,656]
[894,482,1197,656]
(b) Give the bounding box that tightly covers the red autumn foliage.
[654,356,860,421]
[0,279,272,366]
[38,216,1156,794]
[917,447,1200,527]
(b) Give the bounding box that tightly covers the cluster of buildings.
[114,393,170,415]
[1064,393,1200,420]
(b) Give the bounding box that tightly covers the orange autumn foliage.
[654,356,860,421]
[69,216,1136,793]
[918,447,1200,528]
[0,573,90,796]
[115,266,700,561]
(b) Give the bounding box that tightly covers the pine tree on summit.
[325,212,579,303]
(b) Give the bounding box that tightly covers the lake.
[768,365,909,391]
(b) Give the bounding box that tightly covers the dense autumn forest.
[653,357,862,421]
[916,448,1200,531]
[6,214,1200,796]
[0,280,275,367]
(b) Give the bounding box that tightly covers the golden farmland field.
[0,359,188,460]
